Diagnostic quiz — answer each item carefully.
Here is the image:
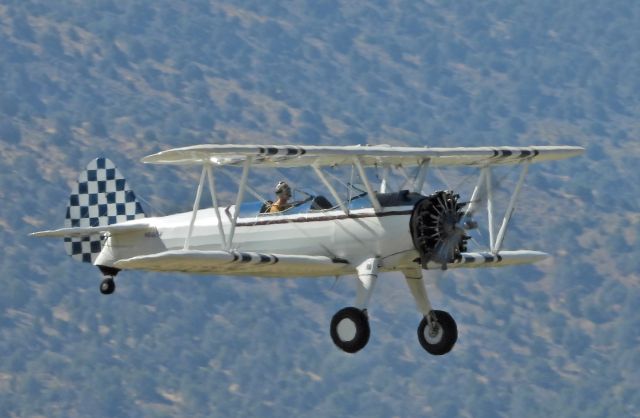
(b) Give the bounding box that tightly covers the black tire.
[330,307,370,353]
[100,278,116,295]
[417,310,457,355]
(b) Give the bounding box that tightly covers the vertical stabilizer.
[64,157,145,263]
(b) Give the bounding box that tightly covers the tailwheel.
[100,278,116,295]
[330,307,370,353]
[417,310,457,355]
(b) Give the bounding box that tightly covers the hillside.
[0,1,639,417]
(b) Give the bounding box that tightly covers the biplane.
[32,144,583,355]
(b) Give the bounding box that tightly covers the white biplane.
[33,144,583,355]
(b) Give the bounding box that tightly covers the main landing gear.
[329,262,457,356]
[330,307,370,353]
[98,266,119,295]
[417,310,457,355]
[404,268,457,355]
[330,257,378,353]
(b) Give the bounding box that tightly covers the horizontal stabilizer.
[31,223,152,238]
[114,250,352,277]
[424,250,549,269]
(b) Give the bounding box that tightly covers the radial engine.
[410,190,469,269]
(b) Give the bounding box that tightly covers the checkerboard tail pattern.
[64,158,146,263]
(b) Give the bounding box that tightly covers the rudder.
[64,157,145,263]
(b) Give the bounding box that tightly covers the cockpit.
[235,189,424,218]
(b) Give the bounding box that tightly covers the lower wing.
[114,249,353,277]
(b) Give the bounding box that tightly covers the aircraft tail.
[63,157,146,263]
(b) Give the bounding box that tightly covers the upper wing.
[141,144,584,168]
[114,249,353,277]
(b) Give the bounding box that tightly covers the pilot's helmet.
[275,181,291,198]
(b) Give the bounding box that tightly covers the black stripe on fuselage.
[234,209,413,227]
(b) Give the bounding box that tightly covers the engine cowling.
[410,190,468,269]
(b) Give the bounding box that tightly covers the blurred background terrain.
[0,1,639,417]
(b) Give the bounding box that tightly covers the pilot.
[269,181,292,213]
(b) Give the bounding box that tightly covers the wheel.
[417,310,457,355]
[330,307,370,353]
[100,278,116,295]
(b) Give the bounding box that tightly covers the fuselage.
[95,198,420,276]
